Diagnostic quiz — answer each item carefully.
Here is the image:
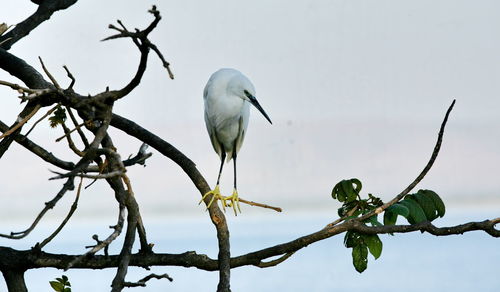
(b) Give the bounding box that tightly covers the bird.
[200,68,272,214]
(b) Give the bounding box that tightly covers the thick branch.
[109,113,232,291]
[0,218,497,272]
[0,0,78,50]
[1,270,27,292]
[0,119,75,169]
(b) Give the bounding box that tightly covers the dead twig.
[238,198,282,213]
[359,99,456,222]
[66,205,126,270]
[123,273,173,287]
[55,122,86,142]
[38,56,60,89]
[0,104,41,139]
[25,104,59,137]
[0,178,74,239]
[38,177,83,248]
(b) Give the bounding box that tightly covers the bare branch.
[256,252,295,268]
[0,178,74,239]
[110,113,232,290]
[66,107,90,148]
[0,119,75,170]
[0,0,78,50]
[0,104,41,139]
[38,177,83,248]
[55,122,85,142]
[1,217,496,272]
[38,56,60,89]
[358,99,456,222]
[63,65,75,89]
[66,204,126,270]
[123,273,173,287]
[24,104,59,137]
[238,198,282,212]
[61,122,85,156]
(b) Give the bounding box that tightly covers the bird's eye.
[243,90,251,98]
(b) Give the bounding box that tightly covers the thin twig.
[66,204,126,270]
[0,178,74,239]
[38,177,83,248]
[66,107,90,148]
[123,273,173,287]
[0,80,36,94]
[61,122,85,156]
[325,205,360,229]
[55,122,85,142]
[257,252,295,268]
[49,170,125,180]
[38,56,60,89]
[63,65,75,89]
[85,234,109,257]
[24,104,59,137]
[149,43,174,79]
[0,104,41,139]
[238,198,282,212]
[359,99,456,222]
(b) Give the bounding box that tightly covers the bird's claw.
[199,186,241,215]
[224,189,241,216]
[199,185,226,212]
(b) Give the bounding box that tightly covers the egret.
[200,68,272,214]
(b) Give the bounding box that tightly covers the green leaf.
[399,198,427,224]
[344,231,361,248]
[388,203,410,218]
[383,203,410,226]
[366,214,383,227]
[49,106,67,128]
[412,192,438,221]
[332,178,362,203]
[383,209,398,226]
[352,244,368,273]
[363,234,383,259]
[419,189,445,217]
[63,288,72,292]
[49,281,64,292]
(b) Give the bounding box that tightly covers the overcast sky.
[1,1,499,220]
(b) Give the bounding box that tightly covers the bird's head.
[228,73,272,125]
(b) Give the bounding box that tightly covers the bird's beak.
[246,92,272,124]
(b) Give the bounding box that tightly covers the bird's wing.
[204,86,223,159]
[234,103,250,158]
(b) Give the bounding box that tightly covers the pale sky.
[1,1,499,220]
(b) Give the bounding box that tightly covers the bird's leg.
[199,152,226,211]
[224,154,241,215]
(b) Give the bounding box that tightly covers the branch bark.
[0,0,78,50]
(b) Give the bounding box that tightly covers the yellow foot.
[224,189,241,215]
[199,185,226,211]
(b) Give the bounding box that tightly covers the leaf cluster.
[331,179,446,273]
[48,106,67,128]
[384,189,445,225]
[332,178,385,272]
[49,275,71,292]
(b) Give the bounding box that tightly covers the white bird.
[200,68,272,214]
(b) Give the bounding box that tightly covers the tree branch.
[358,99,456,222]
[0,0,78,50]
[0,218,496,272]
[109,113,232,291]
[0,178,75,240]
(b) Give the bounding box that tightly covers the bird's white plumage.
[204,68,253,162]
